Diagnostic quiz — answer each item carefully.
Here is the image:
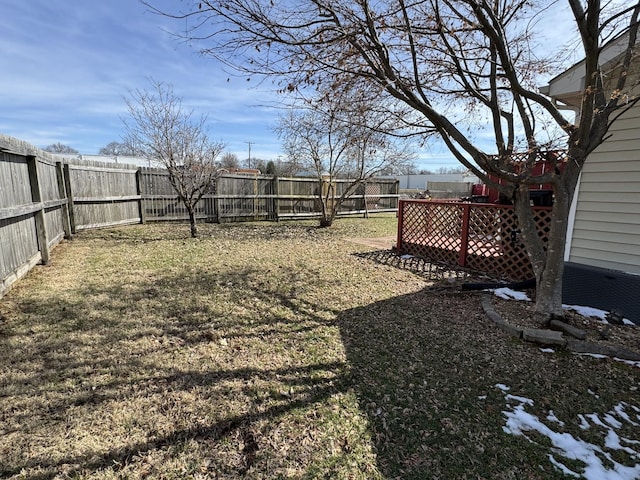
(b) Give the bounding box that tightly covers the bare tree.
[123,79,225,238]
[249,158,269,172]
[220,152,241,171]
[146,0,639,321]
[98,141,140,157]
[278,97,417,227]
[271,156,304,177]
[44,142,78,154]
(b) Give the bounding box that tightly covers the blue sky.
[0,0,291,164]
[0,1,574,170]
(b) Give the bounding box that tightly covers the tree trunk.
[319,216,333,227]
[319,203,335,227]
[188,207,198,238]
[513,183,571,324]
[533,200,569,321]
[318,196,336,227]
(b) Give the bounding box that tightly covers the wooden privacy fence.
[396,199,552,281]
[0,148,68,295]
[138,168,399,222]
[65,161,142,232]
[0,147,144,244]
[1,134,399,296]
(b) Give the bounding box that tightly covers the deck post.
[458,203,471,267]
[396,199,405,251]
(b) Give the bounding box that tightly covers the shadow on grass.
[336,288,640,479]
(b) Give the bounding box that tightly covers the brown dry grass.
[0,215,638,479]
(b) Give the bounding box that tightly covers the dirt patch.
[347,235,397,250]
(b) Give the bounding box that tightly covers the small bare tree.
[123,80,225,238]
[278,96,416,227]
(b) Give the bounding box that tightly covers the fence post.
[27,155,51,264]
[136,169,146,224]
[363,181,369,219]
[273,176,280,221]
[458,203,471,267]
[63,163,77,234]
[393,180,400,210]
[55,161,72,239]
[214,176,221,223]
[253,174,258,221]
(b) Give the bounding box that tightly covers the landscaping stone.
[481,295,523,338]
[549,319,587,340]
[522,328,566,346]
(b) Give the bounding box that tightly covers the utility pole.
[245,141,254,169]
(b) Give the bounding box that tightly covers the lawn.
[0,215,638,479]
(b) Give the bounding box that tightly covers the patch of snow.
[563,304,609,321]
[506,393,534,406]
[540,348,555,353]
[498,384,640,479]
[614,403,640,427]
[563,304,634,325]
[577,353,608,360]
[577,414,590,430]
[495,383,510,392]
[574,353,640,369]
[613,358,640,369]
[588,389,600,399]
[547,410,565,426]
[400,254,413,259]
[604,430,638,455]
[478,395,487,400]
[492,287,531,301]
[603,414,623,429]
[548,454,580,477]
[585,413,608,428]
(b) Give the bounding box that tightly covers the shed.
[542,35,640,323]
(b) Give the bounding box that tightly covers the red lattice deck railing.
[396,199,552,281]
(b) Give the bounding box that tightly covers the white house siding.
[567,103,640,274]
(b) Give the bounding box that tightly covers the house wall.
[566,102,640,275]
